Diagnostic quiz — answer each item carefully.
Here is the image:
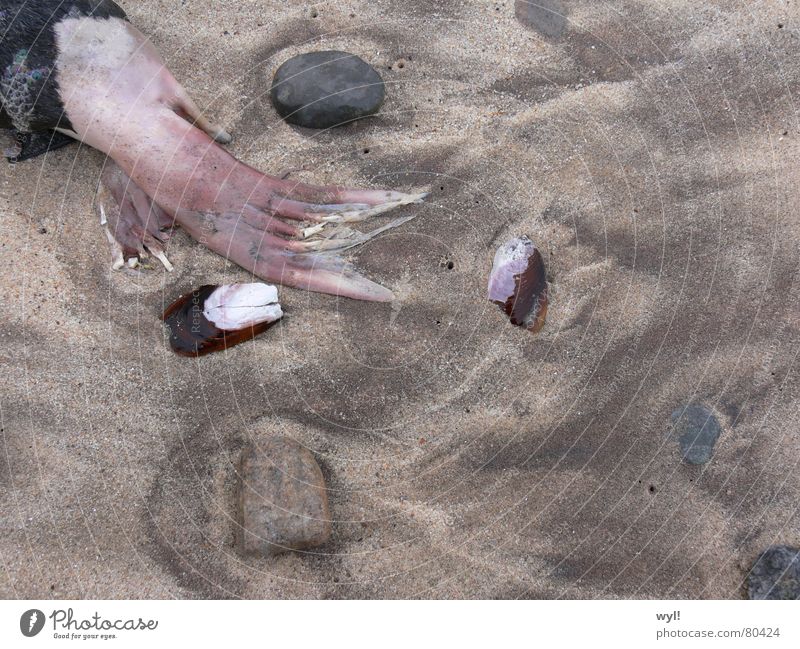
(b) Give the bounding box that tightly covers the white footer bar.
[1,600,796,648]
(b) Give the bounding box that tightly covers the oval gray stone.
[238,436,331,556]
[748,545,800,600]
[670,403,722,465]
[270,50,385,129]
[514,0,568,39]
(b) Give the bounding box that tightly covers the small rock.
[670,403,721,465]
[748,546,800,600]
[514,0,568,39]
[271,50,385,129]
[238,437,331,556]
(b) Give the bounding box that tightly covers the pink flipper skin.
[97,162,174,270]
[56,16,424,301]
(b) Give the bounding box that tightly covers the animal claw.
[298,214,419,254]
[98,162,175,273]
[319,191,429,223]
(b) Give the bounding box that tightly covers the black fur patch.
[5,129,76,162]
[0,0,127,160]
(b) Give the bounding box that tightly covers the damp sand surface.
[1,0,799,598]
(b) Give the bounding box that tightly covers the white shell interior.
[487,236,536,301]
[203,283,283,331]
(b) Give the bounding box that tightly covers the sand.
[1,0,799,599]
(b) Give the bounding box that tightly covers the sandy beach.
[1,0,799,598]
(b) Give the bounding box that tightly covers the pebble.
[748,546,800,600]
[270,50,385,129]
[670,403,721,465]
[238,437,331,556]
[514,0,567,39]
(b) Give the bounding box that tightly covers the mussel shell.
[162,285,279,357]
[488,236,548,333]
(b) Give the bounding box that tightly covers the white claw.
[320,191,429,223]
[300,214,418,253]
[214,129,232,144]
[302,223,327,239]
[104,226,125,270]
[151,248,174,272]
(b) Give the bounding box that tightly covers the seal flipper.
[3,129,75,162]
[174,208,398,302]
[54,15,425,300]
[97,161,174,271]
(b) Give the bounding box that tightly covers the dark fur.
[0,0,127,159]
[6,129,76,162]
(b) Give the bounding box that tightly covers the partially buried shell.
[487,236,548,333]
[163,283,283,356]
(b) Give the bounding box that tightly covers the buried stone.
[748,545,800,600]
[670,403,721,465]
[514,0,568,39]
[271,50,385,129]
[238,436,331,556]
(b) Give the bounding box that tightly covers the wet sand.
[1,0,799,598]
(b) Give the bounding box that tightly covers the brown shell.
[488,237,549,334]
[498,246,548,333]
[162,285,277,357]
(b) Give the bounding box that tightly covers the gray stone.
[238,437,331,556]
[748,546,800,600]
[514,0,568,39]
[270,50,385,129]
[670,403,721,465]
